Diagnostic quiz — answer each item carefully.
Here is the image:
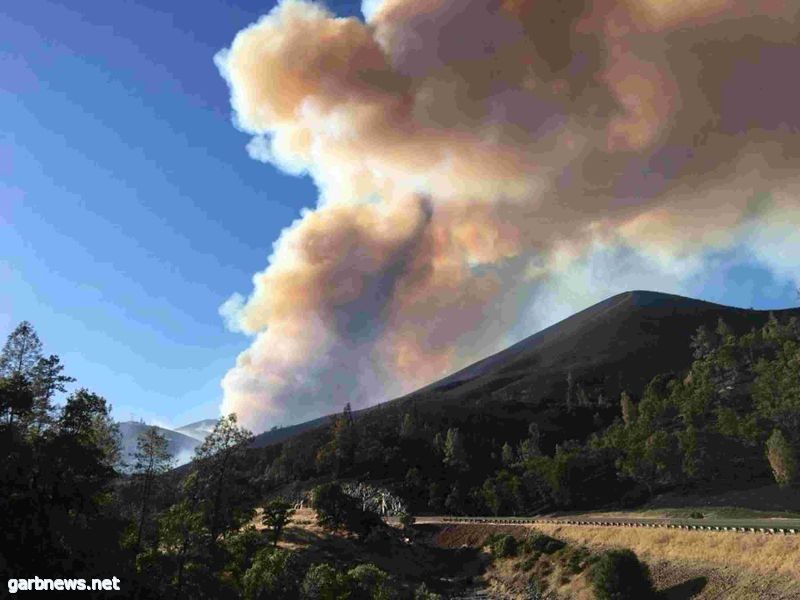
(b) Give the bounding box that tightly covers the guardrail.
[433,516,800,535]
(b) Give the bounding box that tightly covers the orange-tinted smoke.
[217,0,800,431]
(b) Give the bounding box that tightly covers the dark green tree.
[346,563,391,600]
[28,354,74,431]
[0,372,34,426]
[443,428,468,471]
[766,429,797,487]
[132,426,174,553]
[589,549,655,600]
[0,321,43,378]
[301,563,349,600]
[261,499,296,547]
[192,413,254,550]
[243,547,302,600]
[620,391,636,427]
[311,482,354,532]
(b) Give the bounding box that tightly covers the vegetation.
[588,549,655,600]
[486,533,518,558]
[766,429,797,487]
[523,532,565,555]
[3,307,800,597]
[261,499,296,546]
[254,313,800,519]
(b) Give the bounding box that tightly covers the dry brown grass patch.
[531,523,800,591]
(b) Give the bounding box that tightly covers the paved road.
[412,515,800,535]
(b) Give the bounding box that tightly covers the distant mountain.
[175,418,219,442]
[118,421,202,468]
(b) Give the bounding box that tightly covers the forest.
[1,312,799,597]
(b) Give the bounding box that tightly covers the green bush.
[310,483,383,540]
[486,533,518,558]
[519,555,538,571]
[523,532,565,555]
[311,483,354,532]
[242,547,303,600]
[347,563,392,600]
[588,549,655,600]
[689,511,704,519]
[564,547,591,574]
[413,582,442,600]
[301,563,350,600]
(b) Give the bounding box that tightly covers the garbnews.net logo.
[7,576,121,593]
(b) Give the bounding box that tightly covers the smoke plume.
[216,0,800,431]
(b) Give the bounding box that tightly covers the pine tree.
[192,413,253,550]
[0,323,73,432]
[766,429,797,487]
[332,402,357,475]
[690,325,717,359]
[59,388,121,468]
[565,371,575,410]
[28,354,74,432]
[0,372,34,426]
[620,391,637,427]
[501,442,515,466]
[443,428,468,471]
[716,317,734,342]
[577,384,591,408]
[399,412,416,439]
[133,426,174,552]
[0,321,43,377]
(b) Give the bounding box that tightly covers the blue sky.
[1,0,797,429]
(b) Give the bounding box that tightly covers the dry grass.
[430,522,800,599]
[532,523,800,599]
[532,524,800,580]
[479,545,596,600]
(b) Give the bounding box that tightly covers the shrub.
[413,582,442,600]
[301,563,350,600]
[242,548,303,600]
[523,532,565,555]
[564,547,591,574]
[311,483,353,532]
[311,483,383,540]
[399,512,415,529]
[766,429,798,487]
[486,533,518,558]
[588,549,655,600]
[347,563,392,600]
[224,526,269,586]
[519,555,538,571]
[689,511,704,519]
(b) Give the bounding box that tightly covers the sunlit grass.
[532,523,800,579]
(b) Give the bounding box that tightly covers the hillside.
[118,421,202,467]
[175,418,219,441]
[253,290,799,449]
[238,290,800,518]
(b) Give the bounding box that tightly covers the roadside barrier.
[433,516,800,535]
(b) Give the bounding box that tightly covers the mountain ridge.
[249,290,800,449]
